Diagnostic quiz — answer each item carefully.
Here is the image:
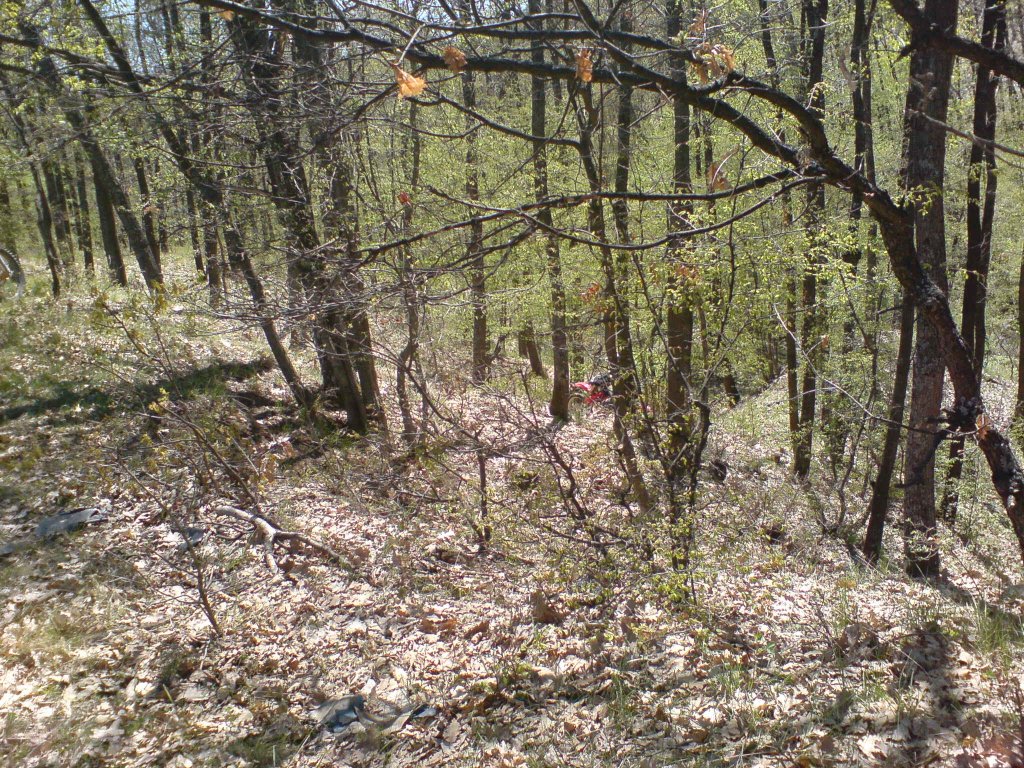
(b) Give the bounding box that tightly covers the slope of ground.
[1,283,1023,768]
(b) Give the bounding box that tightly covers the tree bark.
[529,0,570,421]
[900,0,958,578]
[665,0,695,481]
[133,157,162,273]
[863,293,915,564]
[464,67,488,385]
[92,155,128,286]
[942,0,1005,522]
[72,149,95,275]
[30,162,62,296]
[574,82,651,514]
[792,0,829,480]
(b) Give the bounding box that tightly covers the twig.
[213,505,355,576]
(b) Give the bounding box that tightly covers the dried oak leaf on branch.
[706,158,731,192]
[575,48,593,82]
[689,9,709,37]
[392,63,427,98]
[443,46,467,73]
[690,42,736,84]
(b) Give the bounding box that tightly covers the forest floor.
[2,278,1024,768]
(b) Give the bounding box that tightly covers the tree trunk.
[792,0,829,480]
[0,178,18,258]
[92,156,128,286]
[133,157,162,273]
[1016,242,1024,434]
[230,11,370,431]
[863,293,915,563]
[900,0,958,578]
[184,182,204,274]
[464,68,488,385]
[396,103,424,445]
[30,163,62,296]
[521,325,546,377]
[942,0,1005,522]
[72,149,95,275]
[529,0,569,420]
[574,81,652,515]
[665,0,694,465]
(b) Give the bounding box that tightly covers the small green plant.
[972,601,1024,665]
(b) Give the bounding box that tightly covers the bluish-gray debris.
[314,695,366,732]
[34,508,107,540]
[313,696,437,734]
[176,527,207,552]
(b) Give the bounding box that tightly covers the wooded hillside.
[2,0,1024,765]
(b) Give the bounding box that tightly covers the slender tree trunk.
[42,160,73,271]
[464,68,488,384]
[792,0,829,480]
[529,0,569,420]
[92,157,128,285]
[29,163,62,296]
[396,103,423,445]
[1016,242,1024,433]
[0,178,17,258]
[574,83,651,514]
[84,137,162,289]
[184,182,204,274]
[133,157,162,273]
[72,149,94,275]
[758,0,802,465]
[521,325,546,377]
[943,0,1005,522]
[202,203,222,301]
[197,11,223,304]
[665,0,700,557]
[900,0,958,578]
[863,293,915,563]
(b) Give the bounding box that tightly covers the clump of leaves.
[443,45,467,73]
[392,63,426,98]
[575,48,593,82]
[690,42,735,83]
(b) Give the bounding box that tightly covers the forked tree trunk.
[574,81,651,514]
[133,157,162,273]
[230,10,370,430]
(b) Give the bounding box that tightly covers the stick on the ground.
[214,505,354,575]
